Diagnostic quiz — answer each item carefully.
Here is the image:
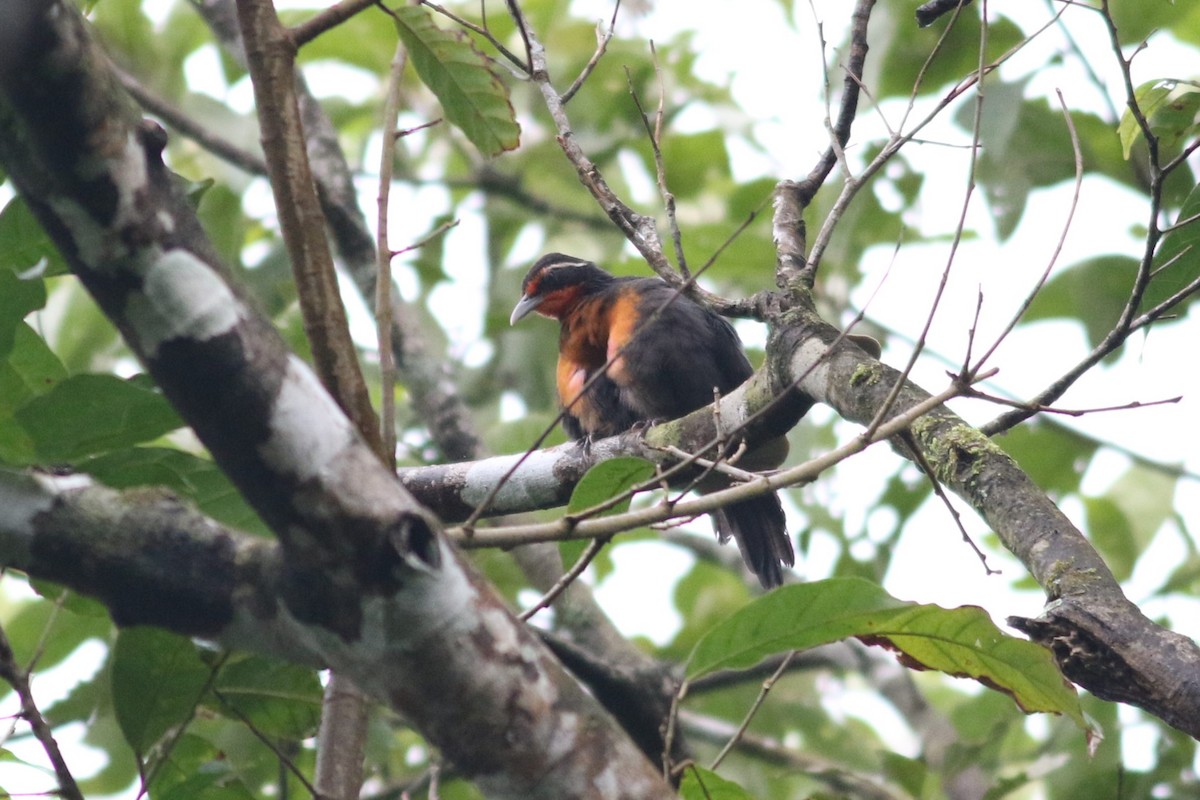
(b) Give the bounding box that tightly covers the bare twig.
[562,0,621,104]
[420,0,529,72]
[982,0,1180,435]
[213,687,320,795]
[290,0,378,47]
[682,711,905,800]
[709,651,797,770]
[859,0,995,440]
[627,44,689,280]
[518,536,611,622]
[902,431,997,573]
[968,389,1182,417]
[0,619,82,800]
[377,40,409,465]
[970,88,1084,375]
[117,67,268,175]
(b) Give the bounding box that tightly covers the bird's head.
[510,253,615,324]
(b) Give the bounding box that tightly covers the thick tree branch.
[235,0,383,454]
[0,3,674,795]
[771,300,1200,739]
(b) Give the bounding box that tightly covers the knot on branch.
[1009,614,1145,705]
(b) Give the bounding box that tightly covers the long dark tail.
[711,492,794,588]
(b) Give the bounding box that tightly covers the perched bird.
[510,253,795,588]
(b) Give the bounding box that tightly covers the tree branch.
[0,4,675,794]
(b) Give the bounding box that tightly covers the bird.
[510,253,794,588]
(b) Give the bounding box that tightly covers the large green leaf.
[0,322,66,408]
[685,578,1084,727]
[14,373,184,462]
[111,627,213,756]
[149,733,254,800]
[392,5,520,157]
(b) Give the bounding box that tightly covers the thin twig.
[860,0,993,440]
[970,88,1084,375]
[290,0,378,47]
[420,0,529,72]
[0,619,83,800]
[901,431,997,573]
[709,650,796,770]
[518,536,611,622]
[214,689,319,795]
[562,0,621,104]
[626,43,688,279]
[117,67,268,175]
[982,0,1175,434]
[967,389,1182,417]
[377,40,408,466]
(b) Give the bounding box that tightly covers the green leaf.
[14,373,184,461]
[82,447,268,536]
[1119,80,1200,159]
[1085,497,1136,582]
[0,322,67,463]
[0,322,66,406]
[392,5,520,157]
[639,130,731,199]
[1148,181,1200,315]
[1024,256,1138,348]
[1107,0,1195,46]
[0,267,46,359]
[567,456,656,515]
[561,456,655,568]
[209,655,322,739]
[111,627,212,755]
[685,578,1084,727]
[0,594,112,672]
[0,196,70,279]
[679,765,755,800]
[995,421,1097,496]
[149,733,251,800]
[1105,462,1176,552]
[872,7,1024,100]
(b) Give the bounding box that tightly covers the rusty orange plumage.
[511,253,795,588]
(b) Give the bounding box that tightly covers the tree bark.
[0,2,674,795]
